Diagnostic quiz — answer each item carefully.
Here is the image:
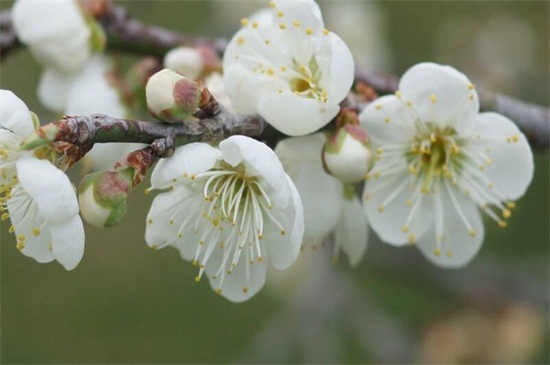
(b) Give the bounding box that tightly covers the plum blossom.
[359,63,534,267]
[1,90,85,270]
[223,0,354,136]
[276,133,368,266]
[145,136,304,302]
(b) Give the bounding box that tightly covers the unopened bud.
[78,168,134,228]
[322,125,374,183]
[164,47,204,80]
[145,69,202,123]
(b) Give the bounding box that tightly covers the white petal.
[416,184,484,268]
[66,55,127,118]
[335,197,369,267]
[359,95,416,146]
[363,170,434,246]
[220,136,289,206]
[0,90,35,141]
[145,187,201,255]
[258,91,339,136]
[272,0,324,30]
[399,62,479,135]
[16,157,79,223]
[205,250,267,303]
[12,0,91,72]
[263,175,304,271]
[150,143,221,189]
[327,33,355,103]
[38,69,75,113]
[473,112,534,200]
[50,215,85,270]
[275,132,326,166]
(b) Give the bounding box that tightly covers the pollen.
[215,288,222,295]
[32,228,41,236]
[147,218,153,224]
[468,83,475,90]
[375,104,382,110]
[384,117,390,123]
[323,29,330,36]
[242,286,249,293]
[469,229,477,237]
[194,275,201,282]
[434,248,441,257]
[240,18,249,26]
[1,212,9,221]
[267,68,275,76]
[144,188,151,195]
[305,27,313,35]
[253,21,259,29]
[446,250,453,258]
[237,37,245,46]
[377,205,384,213]
[9,225,15,234]
[430,94,437,103]
[257,256,264,263]
[506,202,516,209]
[395,90,402,98]
[498,220,508,228]
[16,241,25,251]
[269,1,276,8]
[277,10,284,18]
[408,234,416,244]
[279,23,287,30]
[293,20,301,27]
[503,209,512,218]
[402,225,409,233]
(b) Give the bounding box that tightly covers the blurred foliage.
[1,1,548,363]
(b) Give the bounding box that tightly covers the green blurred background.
[1,1,548,363]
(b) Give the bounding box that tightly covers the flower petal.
[473,112,534,200]
[50,215,85,270]
[416,183,484,268]
[363,170,434,246]
[0,90,35,141]
[399,62,479,135]
[150,143,221,189]
[335,197,368,267]
[272,0,324,30]
[38,69,74,113]
[16,157,79,223]
[359,94,416,146]
[205,249,267,303]
[258,91,340,136]
[262,175,304,271]
[327,33,355,103]
[220,136,289,207]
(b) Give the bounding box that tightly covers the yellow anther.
[406,101,413,107]
[9,225,15,234]
[434,248,441,257]
[486,158,493,165]
[498,220,508,228]
[237,37,245,45]
[375,104,382,110]
[147,218,153,224]
[323,28,329,36]
[191,174,196,180]
[395,90,402,98]
[253,21,259,28]
[16,241,25,251]
[17,234,25,242]
[469,229,477,237]
[1,212,9,221]
[305,27,313,35]
[32,228,40,236]
[215,288,222,295]
[144,188,150,196]
[469,94,474,101]
[446,250,453,258]
[151,244,158,250]
[257,256,264,263]
[240,18,249,26]
[511,134,519,143]
[279,23,287,30]
[402,225,409,233]
[430,94,437,103]
[269,1,276,8]
[376,148,383,154]
[243,286,249,293]
[267,68,275,76]
[406,199,413,206]
[293,20,301,27]
[503,209,512,218]
[384,117,390,123]
[280,66,287,72]
[468,83,475,90]
[194,275,201,282]
[277,10,284,17]
[506,202,516,209]
[408,234,416,244]
[377,206,384,213]
[280,230,286,235]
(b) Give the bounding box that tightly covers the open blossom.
[1,90,85,270]
[276,133,368,266]
[359,63,534,267]
[146,136,304,302]
[223,0,354,136]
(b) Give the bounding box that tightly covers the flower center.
[181,165,286,294]
[289,58,328,102]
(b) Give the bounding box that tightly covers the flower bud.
[164,47,204,80]
[78,168,134,228]
[145,69,203,123]
[322,125,374,183]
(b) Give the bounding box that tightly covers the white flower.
[359,63,534,267]
[276,133,368,266]
[12,0,92,73]
[1,90,85,270]
[223,0,354,136]
[145,136,304,301]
